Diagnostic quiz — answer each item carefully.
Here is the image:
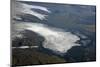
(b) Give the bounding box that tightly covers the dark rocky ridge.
[12,30,45,47]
